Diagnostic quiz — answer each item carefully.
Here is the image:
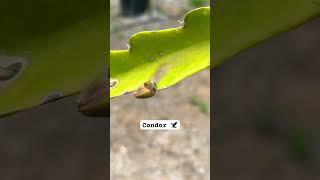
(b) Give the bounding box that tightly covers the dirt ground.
[0,1,209,180]
[110,0,210,179]
[110,69,210,180]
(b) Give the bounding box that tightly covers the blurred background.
[0,1,107,179]
[110,0,210,179]
[213,16,320,179]
[0,96,107,180]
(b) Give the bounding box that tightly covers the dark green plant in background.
[189,0,209,7]
[287,128,313,163]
